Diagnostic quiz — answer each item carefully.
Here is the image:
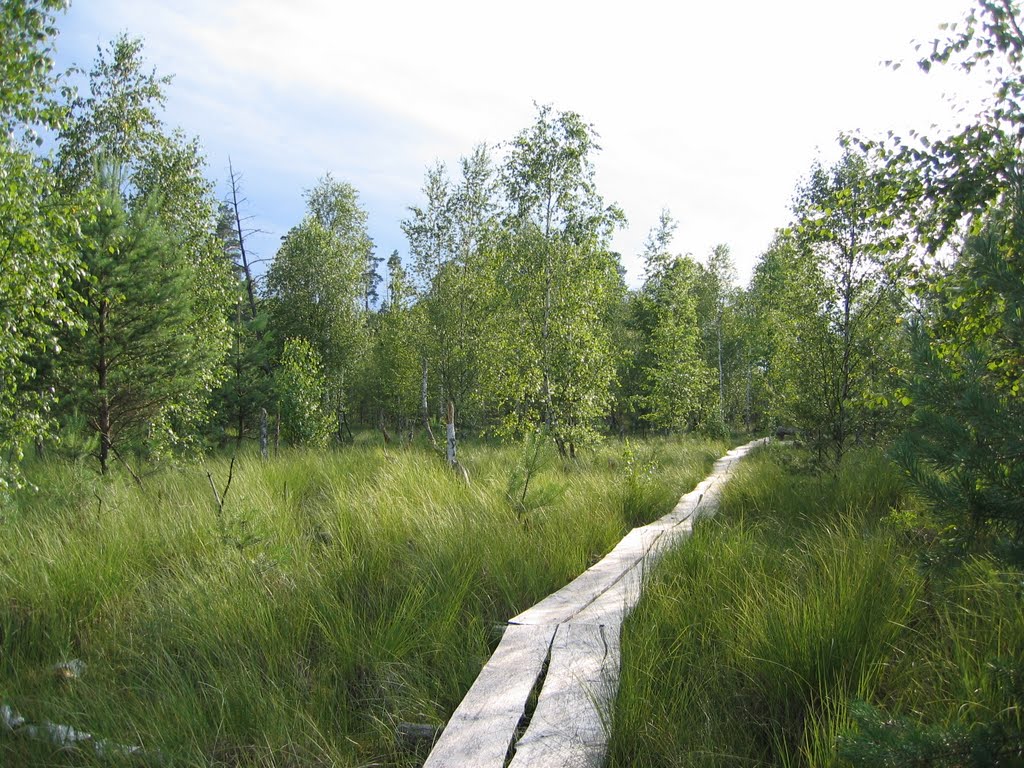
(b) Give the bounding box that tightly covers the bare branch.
[109,443,143,487]
[206,455,236,517]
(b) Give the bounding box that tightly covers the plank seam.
[505,629,556,768]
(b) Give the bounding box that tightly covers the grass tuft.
[1,435,725,766]
[609,444,1023,767]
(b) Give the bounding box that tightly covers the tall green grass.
[609,443,1024,767]
[1,435,725,766]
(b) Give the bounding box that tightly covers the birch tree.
[402,145,495,427]
[787,150,908,462]
[0,0,82,490]
[696,244,738,431]
[265,175,371,440]
[479,104,625,455]
[639,254,715,432]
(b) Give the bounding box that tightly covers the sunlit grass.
[0,434,726,766]
[608,444,1024,767]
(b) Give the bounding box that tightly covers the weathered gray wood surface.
[508,623,620,768]
[511,526,650,627]
[422,623,556,768]
[423,437,768,768]
[1,702,144,758]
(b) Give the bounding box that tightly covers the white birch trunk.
[259,408,269,460]
[446,401,457,467]
[422,358,437,447]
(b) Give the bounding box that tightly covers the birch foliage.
[478,105,625,454]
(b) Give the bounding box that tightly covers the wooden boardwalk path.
[423,438,768,768]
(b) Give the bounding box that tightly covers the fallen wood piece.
[1,702,146,759]
[423,623,557,768]
[508,623,621,768]
[52,659,86,681]
[1,704,25,731]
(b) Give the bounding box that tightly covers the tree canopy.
[0,2,1019,547]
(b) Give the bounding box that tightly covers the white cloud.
[55,0,985,285]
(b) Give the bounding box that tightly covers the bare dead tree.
[206,455,236,518]
[227,157,262,324]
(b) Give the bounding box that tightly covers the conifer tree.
[53,34,235,454]
[895,208,1024,553]
[879,0,1024,552]
[58,167,196,474]
[208,186,273,445]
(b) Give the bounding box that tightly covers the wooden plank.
[423,623,557,768]
[662,475,718,525]
[575,438,772,624]
[508,623,621,768]
[511,528,653,626]
[571,523,690,626]
[513,439,770,627]
[570,564,644,626]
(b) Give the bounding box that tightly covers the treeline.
[0,12,763,477]
[2,1,1022,552]
[233,107,763,459]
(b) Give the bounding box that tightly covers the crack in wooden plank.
[423,624,557,768]
[507,623,621,768]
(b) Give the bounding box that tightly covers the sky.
[51,0,987,288]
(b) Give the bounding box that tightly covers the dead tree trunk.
[446,401,457,468]
[228,157,260,324]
